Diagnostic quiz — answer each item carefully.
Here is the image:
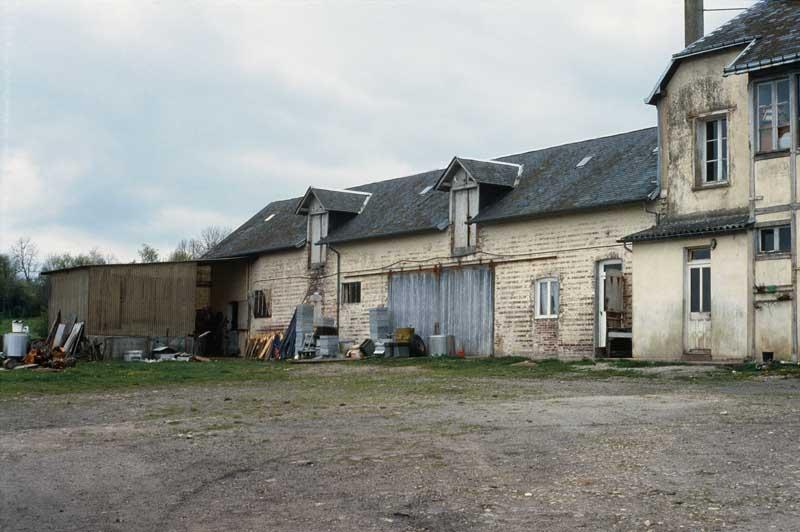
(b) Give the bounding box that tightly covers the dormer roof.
[295,187,371,215]
[436,157,522,191]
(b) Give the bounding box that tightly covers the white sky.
[0,0,755,261]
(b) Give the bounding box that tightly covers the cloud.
[3,0,757,260]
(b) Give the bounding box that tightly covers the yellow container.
[393,327,415,343]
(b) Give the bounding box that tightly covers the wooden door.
[685,250,712,354]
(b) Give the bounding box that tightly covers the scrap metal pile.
[3,312,83,371]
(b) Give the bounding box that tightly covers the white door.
[597,260,623,348]
[685,248,712,353]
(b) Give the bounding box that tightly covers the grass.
[0,359,291,397]
[3,356,800,398]
[0,315,48,339]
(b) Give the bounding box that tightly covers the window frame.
[341,281,362,305]
[757,224,792,255]
[252,289,272,318]
[755,78,792,154]
[686,247,711,316]
[535,277,560,319]
[698,116,729,185]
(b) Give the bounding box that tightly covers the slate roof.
[325,170,448,245]
[648,0,800,103]
[296,187,370,215]
[622,209,752,243]
[439,157,521,190]
[678,0,800,74]
[471,127,659,224]
[205,128,659,258]
[204,197,307,258]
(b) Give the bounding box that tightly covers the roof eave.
[470,197,654,226]
[621,223,752,244]
[323,225,447,246]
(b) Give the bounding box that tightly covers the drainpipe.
[791,73,799,363]
[328,245,342,330]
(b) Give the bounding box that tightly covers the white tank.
[3,332,29,359]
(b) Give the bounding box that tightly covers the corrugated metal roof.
[622,209,752,243]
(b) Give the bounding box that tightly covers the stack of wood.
[244,332,282,360]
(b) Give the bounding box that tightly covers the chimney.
[684,0,705,46]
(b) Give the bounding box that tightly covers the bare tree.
[10,237,39,281]
[137,243,160,263]
[168,239,194,262]
[198,226,231,256]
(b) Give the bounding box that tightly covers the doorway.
[685,247,712,355]
[596,259,623,349]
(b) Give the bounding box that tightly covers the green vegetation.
[0,315,48,339]
[0,360,290,397]
[3,356,800,398]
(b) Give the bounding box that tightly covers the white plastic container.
[123,350,144,362]
[11,320,24,333]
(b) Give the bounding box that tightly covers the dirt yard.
[2,360,800,531]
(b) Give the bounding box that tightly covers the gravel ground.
[2,364,800,531]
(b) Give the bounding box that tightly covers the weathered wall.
[248,249,310,334]
[233,203,653,358]
[478,205,653,357]
[47,269,89,325]
[87,263,197,337]
[658,49,750,216]
[632,233,751,360]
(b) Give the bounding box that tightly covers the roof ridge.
[493,126,657,162]
[457,156,522,168]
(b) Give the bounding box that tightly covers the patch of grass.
[603,359,688,368]
[0,315,48,339]
[0,360,291,397]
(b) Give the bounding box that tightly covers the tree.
[41,248,116,272]
[168,226,232,261]
[168,239,194,262]
[197,225,231,257]
[137,244,160,263]
[11,237,38,281]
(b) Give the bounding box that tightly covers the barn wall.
[87,263,197,336]
[47,269,90,326]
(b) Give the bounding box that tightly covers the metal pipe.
[790,73,799,363]
[328,245,342,329]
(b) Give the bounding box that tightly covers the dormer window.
[436,156,523,256]
[295,187,371,267]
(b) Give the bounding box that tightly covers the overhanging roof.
[295,187,371,215]
[622,210,752,243]
[436,157,522,191]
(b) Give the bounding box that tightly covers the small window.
[756,79,791,153]
[759,225,791,254]
[699,117,728,184]
[253,289,271,318]
[688,247,711,261]
[342,282,361,304]
[535,278,559,319]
